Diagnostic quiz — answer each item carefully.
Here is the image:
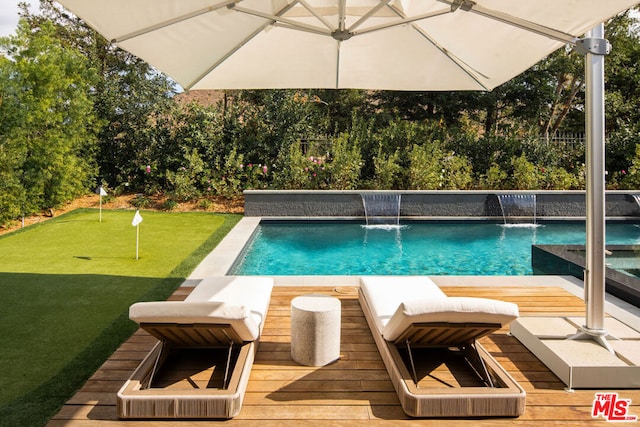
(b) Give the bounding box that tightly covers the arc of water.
[497,194,537,225]
[361,193,401,227]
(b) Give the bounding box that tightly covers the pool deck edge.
[185,216,261,282]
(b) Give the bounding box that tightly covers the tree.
[235,90,330,164]
[26,0,177,191]
[0,54,25,224]
[0,19,98,224]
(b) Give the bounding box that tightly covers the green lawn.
[0,209,241,427]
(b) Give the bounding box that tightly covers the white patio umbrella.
[55,0,636,91]
[56,0,639,350]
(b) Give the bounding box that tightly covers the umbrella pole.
[569,23,616,353]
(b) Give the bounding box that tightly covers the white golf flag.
[99,186,107,196]
[132,210,143,226]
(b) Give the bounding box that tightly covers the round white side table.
[290,294,341,366]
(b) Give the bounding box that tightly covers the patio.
[49,275,640,425]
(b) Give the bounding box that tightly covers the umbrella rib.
[372,3,490,90]
[298,0,334,31]
[351,9,451,36]
[470,5,577,44]
[184,24,267,91]
[411,25,491,90]
[113,0,238,43]
[347,0,393,33]
[184,1,301,90]
[435,0,577,44]
[232,4,331,36]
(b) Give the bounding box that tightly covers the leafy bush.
[210,148,246,198]
[165,169,199,202]
[198,198,212,210]
[162,199,179,211]
[606,128,639,186]
[482,163,508,189]
[0,21,98,225]
[441,152,474,190]
[272,141,311,189]
[372,146,402,189]
[540,166,580,190]
[130,195,152,208]
[510,154,540,190]
[327,132,362,190]
[409,144,444,189]
[619,144,640,189]
[242,162,270,190]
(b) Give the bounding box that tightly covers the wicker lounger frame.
[117,322,258,419]
[358,288,526,418]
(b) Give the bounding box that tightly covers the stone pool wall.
[244,190,640,220]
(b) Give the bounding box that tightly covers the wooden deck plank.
[48,283,640,426]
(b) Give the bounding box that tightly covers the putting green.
[0,208,241,425]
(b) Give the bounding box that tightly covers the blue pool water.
[231,221,640,276]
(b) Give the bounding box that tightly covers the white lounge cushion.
[129,301,260,341]
[185,276,274,327]
[382,297,520,341]
[359,276,447,333]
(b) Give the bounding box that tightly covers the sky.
[0,0,37,37]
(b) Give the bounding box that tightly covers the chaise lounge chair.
[117,276,274,419]
[358,276,526,418]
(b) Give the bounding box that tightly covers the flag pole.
[131,210,143,260]
[98,186,107,222]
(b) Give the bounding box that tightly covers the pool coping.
[184,216,262,282]
[244,189,640,219]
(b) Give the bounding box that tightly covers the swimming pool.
[230,221,640,276]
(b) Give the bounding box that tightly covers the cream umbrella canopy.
[56,0,639,351]
[55,0,635,91]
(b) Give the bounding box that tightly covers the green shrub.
[327,132,362,190]
[372,146,402,189]
[482,163,508,189]
[510,154,540,190]
[441,152,474,190]
[162,198,179,211]
[166,169,200,202]
[272,141,311,189]
[242,163,270,190]
[619,144,640,189]
[540,166,579,190]
[130,195,152,209]
[210,148,246,198]
[198,198,212,210]
[165,149,205,202]
[409,143,444,189]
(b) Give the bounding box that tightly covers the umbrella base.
[511,316,640,389]
[567,325,619,354]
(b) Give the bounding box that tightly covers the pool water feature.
[361,193,402,228]
[231,221,640,276]
[497,194,537,225]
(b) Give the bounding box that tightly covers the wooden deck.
[49,284,640,426]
